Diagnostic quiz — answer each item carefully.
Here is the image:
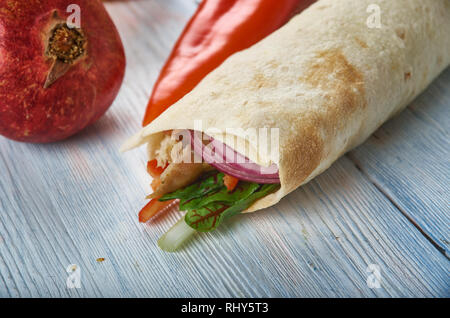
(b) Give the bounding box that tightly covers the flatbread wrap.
[122,0,450,250]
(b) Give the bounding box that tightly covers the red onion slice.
[190,130,280,184]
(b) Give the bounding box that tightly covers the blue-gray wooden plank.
[0,0,449,298]
[349,68,450,256]
[1,142,448,297]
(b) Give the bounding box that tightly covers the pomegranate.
[0,0,126,143]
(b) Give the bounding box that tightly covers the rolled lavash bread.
[123,0,450,213]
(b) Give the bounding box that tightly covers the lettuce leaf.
[185,184,280,232]
[159,172,225,202]
[159,172,280,232]
[180,182,260,210]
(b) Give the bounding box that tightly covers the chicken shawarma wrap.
[122,0,450,251]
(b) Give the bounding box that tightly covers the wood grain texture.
[0,0,448,298]
[349,68,450,256]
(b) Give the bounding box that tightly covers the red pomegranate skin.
[0,0,126,143]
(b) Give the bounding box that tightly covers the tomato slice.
[139,199,175,223]
[223,174,239,192]
[147,159,168,178]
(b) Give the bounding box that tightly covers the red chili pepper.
[142,0,316,126]
[139,198,175,223]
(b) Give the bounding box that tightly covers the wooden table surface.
[0,0,448,298]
